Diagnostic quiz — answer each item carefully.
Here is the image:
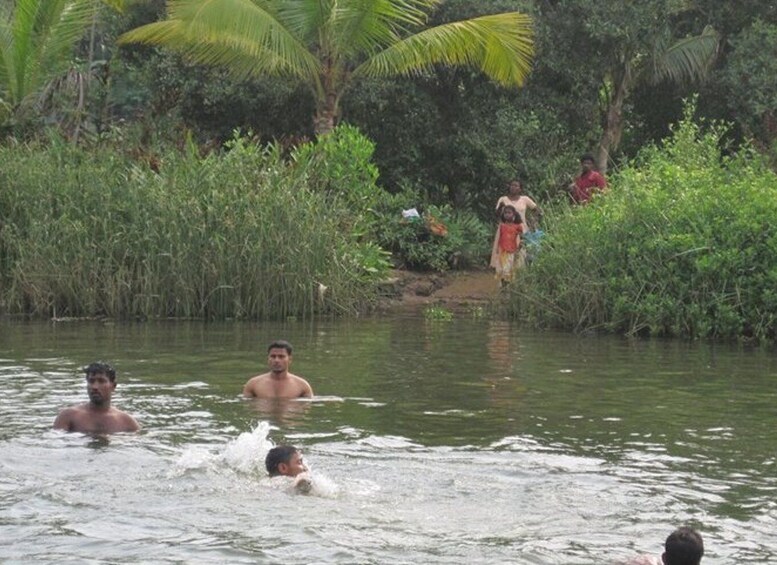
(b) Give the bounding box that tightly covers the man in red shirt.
[569,154,607,204]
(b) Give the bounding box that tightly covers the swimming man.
[243,340,314,399]
[53,362,140,434]
[265,444,312,493]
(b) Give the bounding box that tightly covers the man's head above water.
[265,445,308,477]
[663,527,704,565]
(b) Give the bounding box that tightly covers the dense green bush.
[0,126,389,320]
[509,104,777,341]
[371,186,491,271]
[721,20,777,149]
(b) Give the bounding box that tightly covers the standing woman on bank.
[495,179,541,232]
[490,180,541,281]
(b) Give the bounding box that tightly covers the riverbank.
[379,269,500,312]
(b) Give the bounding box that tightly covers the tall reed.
[0,132,385,319]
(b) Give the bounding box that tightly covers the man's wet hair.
[664,527,704,565]
[265,445,299,477]
[580,153,596,163]
[82,362,116,382]
[267,340,293,355]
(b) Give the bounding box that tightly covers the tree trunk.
[72,12,98,145]
[313,62,341,136]
[595,63,631,174]
[313,103,336,136]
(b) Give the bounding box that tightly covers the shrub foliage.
[0,127,389,319]
[510,104,777,341]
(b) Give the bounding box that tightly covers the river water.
[1,316,776,564]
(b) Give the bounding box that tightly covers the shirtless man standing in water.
[243,340,314,399]
[53,362,140,434]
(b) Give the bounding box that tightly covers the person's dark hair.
[500,205,522,224]
[82,362,116,382]
[664,527,704,565]
[265,445,299,477]
[267,340,293,355]
[580,153,595,164]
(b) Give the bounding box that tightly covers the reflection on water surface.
[1,317,776,563]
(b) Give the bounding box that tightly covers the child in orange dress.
[490,205,524,286]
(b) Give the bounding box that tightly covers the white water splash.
[222,421,274,474]
[171,422,339,496]
[173,421,273,475]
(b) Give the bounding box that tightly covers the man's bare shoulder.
[243,372,272,396]
[54,404,139,433]
[53,403,86,428]
[289,373,314,397]
[243,372,313,398]
[113,408,141,432]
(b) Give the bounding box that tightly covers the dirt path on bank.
[385,269,500,310]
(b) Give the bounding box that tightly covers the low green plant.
[510,101,777,341]
[423,305,454,321]
[0,128,389,319]
[468,305,487,319]
[371,186,491,271]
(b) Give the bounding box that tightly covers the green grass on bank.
[0,132,384,320]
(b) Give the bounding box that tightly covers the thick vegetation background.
[1,0,776,340]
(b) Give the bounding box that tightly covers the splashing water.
[174,421,274,475]
[222,421,274,474]
[173,422,339,496]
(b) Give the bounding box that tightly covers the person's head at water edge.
[84,361,117,406]
[265,445,308,477]
[267,340,293,375]
[663,527,703,565]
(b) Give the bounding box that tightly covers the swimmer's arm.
[293,473,312,494]
[53,409,74,431]
[299,380,313,398]
[242,376,259,398]
[120,413,141,432]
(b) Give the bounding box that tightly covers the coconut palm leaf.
[354,12,533,86]
[323,0,437,57]
[0,0,97,108]
[650,25,718,85]
[38,2,99,83]
[118,0,320,83]
[119,0,534,132]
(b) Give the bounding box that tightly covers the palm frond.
[8,0,42,101]
[651,25,719,85]
[354,12,533,87]
[118,0,320,83]
[0,0,95,106]
[100,0,129,12]
[327,0,441,58]
[38,1,97,71]
[0,11,15,96]
[273,0,335,46]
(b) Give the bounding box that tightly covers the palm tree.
[0,0,99,129]
[594,26,719,173]
[118,0,534,135]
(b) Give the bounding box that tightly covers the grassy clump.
[370,185,492,271]
[510,104,777,341]
[0,129,389,319]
